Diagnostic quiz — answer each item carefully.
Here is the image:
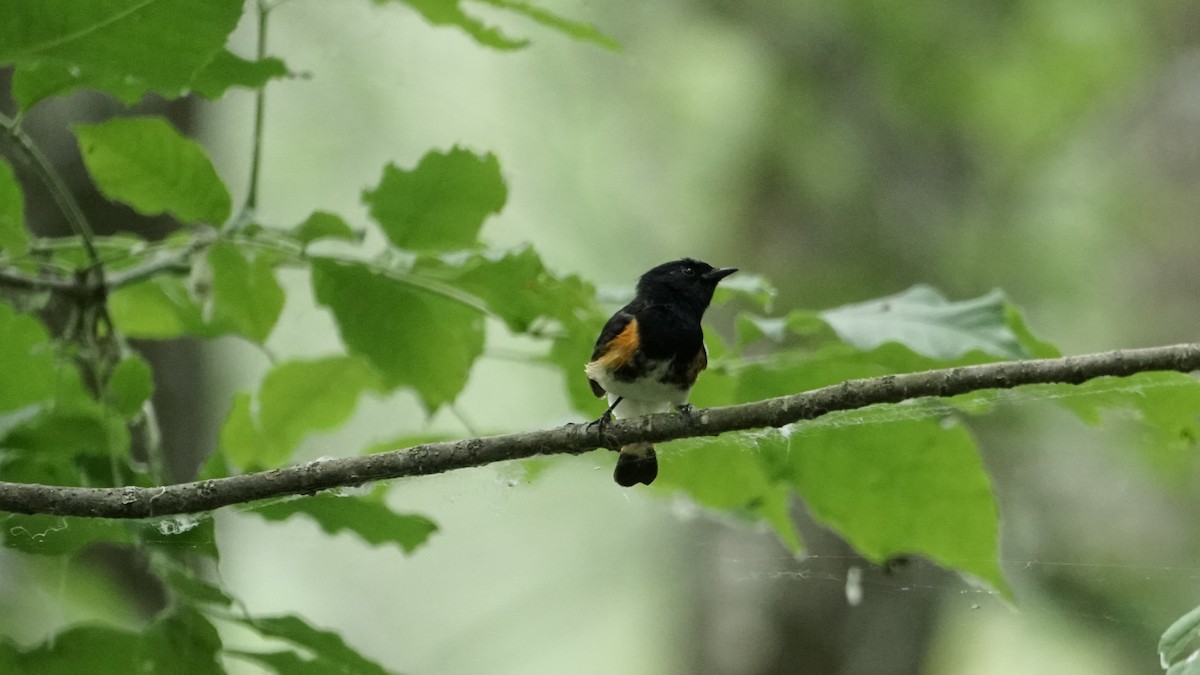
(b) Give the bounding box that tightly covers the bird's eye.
[681,266,696,277]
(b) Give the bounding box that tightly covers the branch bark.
[2,343,1198,519]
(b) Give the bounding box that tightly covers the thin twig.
[0,113,102,272]
[105,229,218,289]
[235,0,272,229]
[1,342,1198,519]
[0,267,86,295]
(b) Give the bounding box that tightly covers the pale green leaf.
[819,285,1027,359]
[109,245,282,343]
[0,302,57,412]
[106,353,154,417]
[311,258,485,411]
[108,276,208,339]
[1161,603,1200,669]
[75,117,232,225]
[219,392,267,471]
[656,439,802,552]
[363,148,506,252]
[258,357,379,451]
[223,357,381,470]
[767,419,1006,593]
[205,241,285,342]
[1041,372,1200,482]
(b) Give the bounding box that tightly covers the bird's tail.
[614,443,657,487]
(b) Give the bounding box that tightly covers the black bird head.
[635,258,737,311]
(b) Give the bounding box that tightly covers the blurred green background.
[5,0,1200,672]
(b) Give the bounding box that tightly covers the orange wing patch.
[591,318,640,369]
[685,344,708,383]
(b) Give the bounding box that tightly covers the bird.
[585,258,737,486]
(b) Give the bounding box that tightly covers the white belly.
[585,359,690,418]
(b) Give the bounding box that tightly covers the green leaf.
[229,650,338,675]
[1,515,134,556]
[472,0,619,50]
[1004,303,1061,358]
[1045,372,1200,482]
[106,354,154,417]
[2,407,130,461]
[204,241,285,342]
[0,157,28,255]
[2,0,243,108]
[222,357,381,470]
[156,561,234,607]
[413,246,595,333]
[290,211,363,247]
[247,494,437,554]
[363,148,506,252]
[142,605,224,675]
[9,607,223,675]
[0,302,58,412]
[375,0,527,50]
[769,419,1007,593]
[218,392,265,469]
[311,258,485,411]
[1162,604,1200,670]
[190,50,290,99]
[733,342,991,403]
[819,285,1028,360]
[9,624,141,675]
[257,358,379,453]
[108,275,208,339]
[655,439,802,552]
[109,246,282,343]
[236,614,395,675]
[75,117,232,225]
[712,273,777,312]
[1168,661,1200,675]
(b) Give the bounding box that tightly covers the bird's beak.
[702,267,738,282]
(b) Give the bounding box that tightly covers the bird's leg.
[588,396,623,439]
[676,403,695,416]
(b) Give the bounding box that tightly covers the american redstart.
[585,258,737,486]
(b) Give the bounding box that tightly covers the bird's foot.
[587,397,623,450]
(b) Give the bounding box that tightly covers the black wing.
[586,308,637,397]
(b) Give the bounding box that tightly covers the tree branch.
[105,229,218,289]
[0,229,216,296]
[0,267,88,295]
[2,343,1198,519]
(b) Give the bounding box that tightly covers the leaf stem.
[238,0,272,228]
[0,112,103,274]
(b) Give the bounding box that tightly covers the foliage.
[0,0,1196,672]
